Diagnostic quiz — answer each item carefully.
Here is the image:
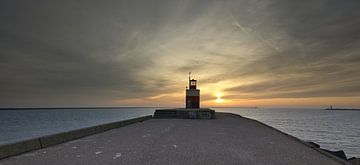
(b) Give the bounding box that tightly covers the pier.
[0,113,346,165]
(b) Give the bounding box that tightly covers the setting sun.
[215,92,225,103]
[215,98,225,103]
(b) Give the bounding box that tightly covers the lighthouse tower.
[154,73,214,119]
[186,72,200,109]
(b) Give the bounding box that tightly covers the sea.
[0,107,359,157]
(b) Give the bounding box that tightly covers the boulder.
[305,141,320,148]
[322,149,347,160]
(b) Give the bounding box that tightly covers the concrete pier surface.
[0,113,346,165]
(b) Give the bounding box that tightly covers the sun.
[215,98,225,103]
[214,92,225,103]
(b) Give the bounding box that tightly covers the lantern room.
[189,79,197,89]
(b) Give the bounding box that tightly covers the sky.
[1,0,360,108]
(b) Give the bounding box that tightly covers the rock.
[322,149,347,160]
[305,141,320,148]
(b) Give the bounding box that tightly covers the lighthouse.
[186,72,200,109]
[154,73,215,119]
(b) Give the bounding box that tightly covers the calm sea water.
[0,107,359,157]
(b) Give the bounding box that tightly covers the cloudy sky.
[1,0,360,107]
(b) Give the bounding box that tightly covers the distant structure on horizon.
[325,105,360,111]
[186,72,200,109]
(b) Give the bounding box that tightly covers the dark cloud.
[1,0,360,106]
[223,1,360,100]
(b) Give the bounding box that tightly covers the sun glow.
[215,92,225,103]
[215,98,225,103]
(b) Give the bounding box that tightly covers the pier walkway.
[0,113,345,165]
